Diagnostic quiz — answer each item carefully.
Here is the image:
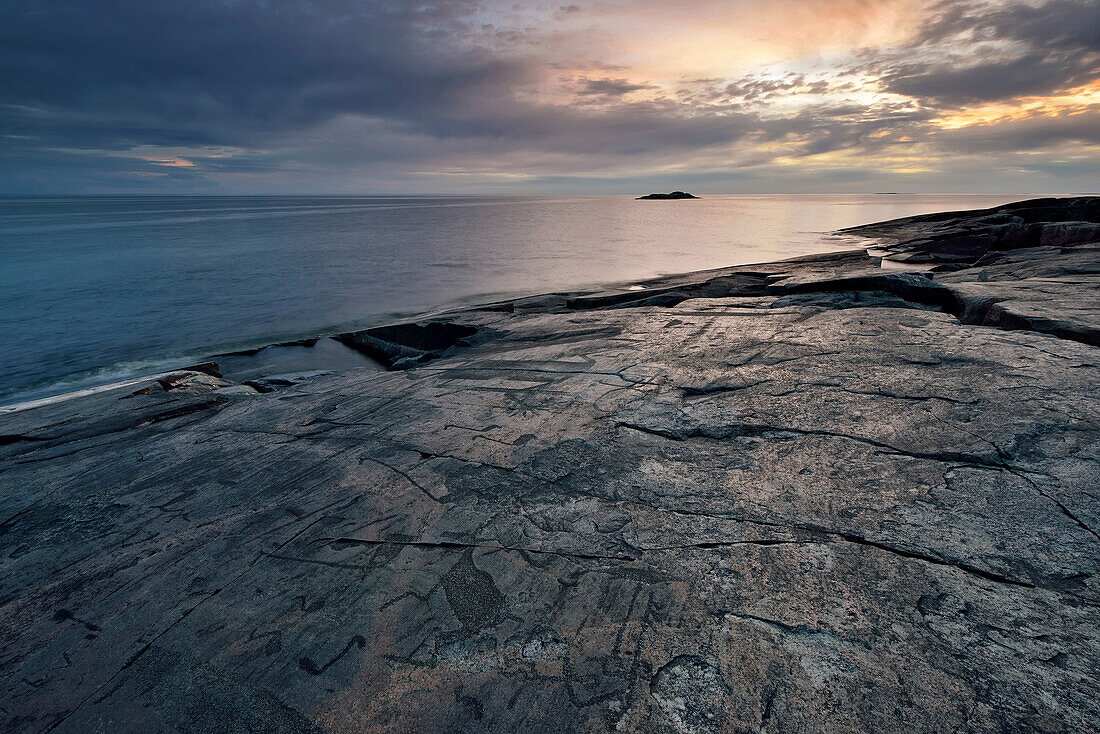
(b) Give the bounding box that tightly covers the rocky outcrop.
[1,198,1098,733]
[843,196,1100,263]
[636,191,699,200]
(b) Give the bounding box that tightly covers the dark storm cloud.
[0,0,526,149]
[913,0,1100,50]
[876,0,1100,104]
[884,53,1087,104]
[574,77,655,96]
[0,0,751,172]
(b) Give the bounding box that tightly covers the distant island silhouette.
[636,191,699,200]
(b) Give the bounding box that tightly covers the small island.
[636,190,699,199]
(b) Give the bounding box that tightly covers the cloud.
[574,77,655,97]
[0,0,1097,193]
[931,107,1100,152]
[0,0,528,148]
[872,0,1100,105]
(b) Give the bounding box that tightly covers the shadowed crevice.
[336,321,487,370]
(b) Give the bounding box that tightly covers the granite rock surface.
[842,196,1100,264]
[1,199,1098,733]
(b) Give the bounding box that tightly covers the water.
[0,194,1035,404]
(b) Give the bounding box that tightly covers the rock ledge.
[1,197,1097,733]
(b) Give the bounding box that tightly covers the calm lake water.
[0,194,1034,404]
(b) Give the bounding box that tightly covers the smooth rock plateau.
[1,198,1098,733]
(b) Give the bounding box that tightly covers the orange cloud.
[933,81,1100,129]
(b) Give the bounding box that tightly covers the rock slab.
[1,198,1098,733]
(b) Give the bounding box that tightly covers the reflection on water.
[0,194,1035,403]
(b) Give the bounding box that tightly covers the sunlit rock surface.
[1,199,1098,733]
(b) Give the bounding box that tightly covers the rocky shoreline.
[1,198,1098,732]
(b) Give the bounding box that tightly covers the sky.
[2,0,1098,194]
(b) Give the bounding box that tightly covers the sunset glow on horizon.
[2,0,1098,193]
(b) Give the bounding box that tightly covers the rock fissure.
[617,419,1012,470]
[317,536,637,562]
[616,501,1042,588]
[43,512,331,733]
[723,611,870,649]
